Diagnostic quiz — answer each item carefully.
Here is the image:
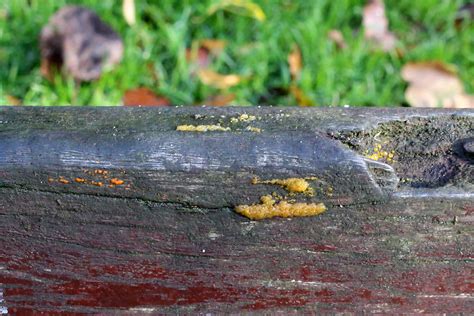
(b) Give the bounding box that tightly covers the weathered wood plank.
[0,106,473,314]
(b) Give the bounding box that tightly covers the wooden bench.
[0,106,472,313]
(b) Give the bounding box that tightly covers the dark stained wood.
[0,106,473,314]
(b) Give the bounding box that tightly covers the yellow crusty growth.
[176,124,231,132]
[230,113,257,123]
[365,144,395,163]
[235,195,326,220]
[245,126,262,133]
[252,177,317,193]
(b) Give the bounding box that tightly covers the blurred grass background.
[0,0,472,106]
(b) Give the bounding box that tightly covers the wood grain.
[0,106,473,314]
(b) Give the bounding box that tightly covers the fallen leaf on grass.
[202,93,236,106]
[290,84,314,107]
[198,69,241,89]
[6,95,21,106]
[207,0,266,21]
[401,61,474,108]
[328,29,347,50]
[123,0,136,26]
[123,88,171,107]
[186,47,212,70]
[287,44,313,106]
[288,44,302,80]
[200,39,227,55]
[186,39,227,72]
[40,58,60,81]
[363,0,397,51]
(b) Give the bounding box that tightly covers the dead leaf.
[40,58,60,81]
[200,39,227,55]
[328,29,347,50]
[40,58,53,81]
[207,0,266,21]
[401,61,474,108]
[363,0,397,51]
[123,0,136,26]
[6,95,21,106]
[287,44,311,106]
[123,88,171,107]
[288,44,302,80]
[203,93,236,106]
[198,69,241,89]
[186,39,226,73]
[186,47,211,71]
[290,84,314,107]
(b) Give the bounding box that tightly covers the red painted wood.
[1,191,472,314]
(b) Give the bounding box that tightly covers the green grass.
[0,0,472,106]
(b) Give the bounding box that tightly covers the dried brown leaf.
[363,0,397,51]
[290,84,314,107]
[203,93,236,106]
[198,69,241,89]
[40,58,59,81]
[186,47,211,70]
[288,45,302,80]
[6,95,21,106]
[200,39,227,55]
[123,88,171,107]
[401,61,474,108]
[328,29,347,50]
[187,39,227,78]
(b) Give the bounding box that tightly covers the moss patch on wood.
[330,116,473,190]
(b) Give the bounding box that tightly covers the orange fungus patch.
[110,178,125,185]
[235,195,326,220]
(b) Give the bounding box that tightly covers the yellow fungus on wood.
[176,124,231,132]
[74,177,86,183]
[110,178,125,185]
[235,195,326,220]
[365,143,395,163]
[230,113,257,123]
[245,126,261,133]
[252,177,317,193]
